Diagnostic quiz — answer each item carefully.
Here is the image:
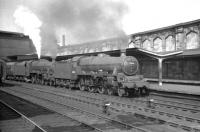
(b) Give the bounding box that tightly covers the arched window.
[89,48,94,53]
[166,35,175,51]
[102,46,110,51]
[142,40,151,51]
[112,46,118,50]
[186,31,199,49]
[95,48,100,52]
[153,37,162,52]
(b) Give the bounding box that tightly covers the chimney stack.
[62,35,65,46]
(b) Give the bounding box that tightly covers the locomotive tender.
[0,59,6,83]
[6,54,149,97]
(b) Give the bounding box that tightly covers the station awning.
[177,48,200,57]
[127,47,200,59]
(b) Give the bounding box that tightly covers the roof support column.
[137,48,183,87]
[158,58,163,86]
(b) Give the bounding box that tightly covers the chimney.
[62,35,65,46]
[120,49,126,56]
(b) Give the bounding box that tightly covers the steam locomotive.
[0,59,6,84]
[6,54,149,97]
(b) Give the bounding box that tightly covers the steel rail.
[16,83,200,125]
[22,81,200,113]
[27,84,200,114]
[0,99,47,132]
[1,88,149,132]
[21,85,200,131]
[150,92,200,102]
[6,81,200,131]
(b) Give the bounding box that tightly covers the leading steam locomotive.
[6,54,149,97]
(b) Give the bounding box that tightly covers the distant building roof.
[0,30,28,38]
[129,19,200,36]
[0,30,36,58]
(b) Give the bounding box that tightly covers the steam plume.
[2,0,129,57]
[14,6,42,58]
[23,0,129,56]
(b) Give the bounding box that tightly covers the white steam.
[14,6,42,58]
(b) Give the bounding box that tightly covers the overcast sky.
[122,0,200,34]
[0,0,200,56]
[1,0,200,34]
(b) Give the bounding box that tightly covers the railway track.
[0,99,46,132]
[149,92,200,105]
[19,81,200,131]
[145,96,200,113]
[0,91,99,132]
[150,91,200,102]
[52,83,200,116]
[1,81,194,132]
[0,87,151,132]
[23,82,200,117]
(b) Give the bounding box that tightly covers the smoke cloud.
[0,0,129,57]
[14,6,42,58]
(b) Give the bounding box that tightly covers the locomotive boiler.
[78,55,138,76]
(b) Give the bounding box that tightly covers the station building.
[129,19,200,84]
[57,19,200,84]
[0,30,36,60]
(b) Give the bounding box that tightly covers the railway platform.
[149,81,200,96]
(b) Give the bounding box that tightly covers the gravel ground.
[0,90,96,132]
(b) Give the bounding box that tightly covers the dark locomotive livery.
[0,59,6,83]
[6,54,149,96]
[6,59,52,83]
